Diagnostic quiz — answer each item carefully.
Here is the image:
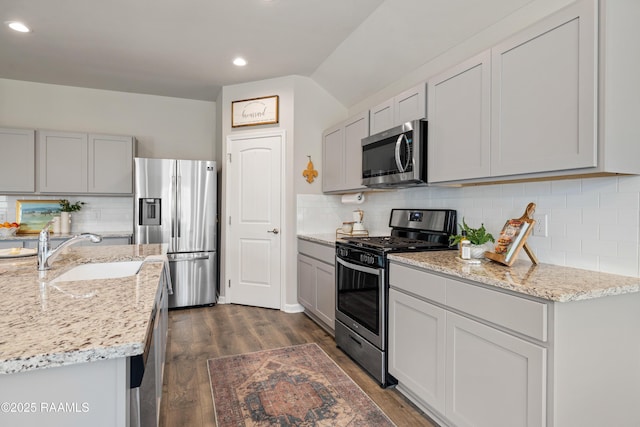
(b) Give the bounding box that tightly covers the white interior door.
[227,131,283,309]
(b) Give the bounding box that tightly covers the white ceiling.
[0,0,535,106]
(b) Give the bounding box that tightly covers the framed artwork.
[232,95,279,128]
[16,200,61,234]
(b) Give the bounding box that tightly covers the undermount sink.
[52,261,144,282]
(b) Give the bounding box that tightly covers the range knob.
[360,253,376,265]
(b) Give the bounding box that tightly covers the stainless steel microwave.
[361,119,427,188]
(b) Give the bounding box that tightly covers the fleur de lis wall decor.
[302,156,318,184]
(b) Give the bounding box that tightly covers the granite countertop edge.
[0,231,133,241]
[388,252,640,303]
[297,233,338,246]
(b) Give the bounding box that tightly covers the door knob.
[267,228,280,234]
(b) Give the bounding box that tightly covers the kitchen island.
[0,243,167,427]
[387,251,640,427]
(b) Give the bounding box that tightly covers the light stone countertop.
[297,233,339,246]
[0,243,166,375]
[388,251,640,303]
[0,231,133,242]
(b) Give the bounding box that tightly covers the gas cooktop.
[337,208,457,253]
[340,235,451,251]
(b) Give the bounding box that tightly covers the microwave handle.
[395,134,409,172]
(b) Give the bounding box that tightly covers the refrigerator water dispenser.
[139,198,161,226]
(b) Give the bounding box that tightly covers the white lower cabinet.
[389,262,547,427]
[445,312,546,427]
[388,288,446,413]
[297,239,335,332]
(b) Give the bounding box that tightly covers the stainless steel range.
[335,208,457,387]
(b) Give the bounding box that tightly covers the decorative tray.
[336,229,369,238]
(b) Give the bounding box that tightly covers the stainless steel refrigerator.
[134,158,217,308]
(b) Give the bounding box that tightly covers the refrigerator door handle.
[176,175,182,238]
[170,174,176,239]
[168,254,210,262]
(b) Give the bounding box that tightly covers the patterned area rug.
[207,343,396,427]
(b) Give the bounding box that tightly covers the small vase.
[51,216,61,234]
[470,242,494,259]
[60,212,71,234]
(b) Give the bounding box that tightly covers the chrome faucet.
[37,220,103,271]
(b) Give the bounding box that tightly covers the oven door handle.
[336,257,382,276]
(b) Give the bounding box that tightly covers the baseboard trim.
[283,303,304,313]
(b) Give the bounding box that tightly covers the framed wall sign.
[232,95,279,128]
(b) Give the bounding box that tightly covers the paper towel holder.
[341,192,365,204]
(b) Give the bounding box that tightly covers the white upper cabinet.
[38,130,135,194]
[369,99,394,135]
[370,83,426,135]
[427,0,640,185]
[322,111,369,193]
[38,131,89,193]
[491,0,596,177]
[321,126,344,193]
[395,84,427,125]
[428,51,491,182]
[88,134,135,194]
[0,128,36,193]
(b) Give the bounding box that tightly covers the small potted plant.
[59,199,85,234]
[449,218,495,258]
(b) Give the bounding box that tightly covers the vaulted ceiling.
[0,0,534,106]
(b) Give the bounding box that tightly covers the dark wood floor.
[159,304,436,427]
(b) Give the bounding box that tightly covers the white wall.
[0,78,217,232]
[293,77,347,195]
[0,78,216,160]
[298,175,640,278]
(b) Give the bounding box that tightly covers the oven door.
[335,256,385,350]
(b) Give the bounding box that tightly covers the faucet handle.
[41,219,56,231]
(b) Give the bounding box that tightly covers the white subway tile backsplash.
[501,183,525,197]
[551,236,582,253]
[524,181,552,196]
[600,255,638,277]
[582,208,617,225]
[566,223,597,239]
[565,252,598,271]
[616,241,637,259]
[537,195,567,209]
[582,239,617,256]
[618,176,640,193]
[617,209,639,225]
[551,179,581,195]
[297,175,640,277]
[550,208,582,224]
[566,193,599,208]
[600,224,637,243]
[581,177,618,194]
[600,192,640,210]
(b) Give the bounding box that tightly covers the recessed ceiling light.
[6,21,31,33]
[233,57,247,67]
